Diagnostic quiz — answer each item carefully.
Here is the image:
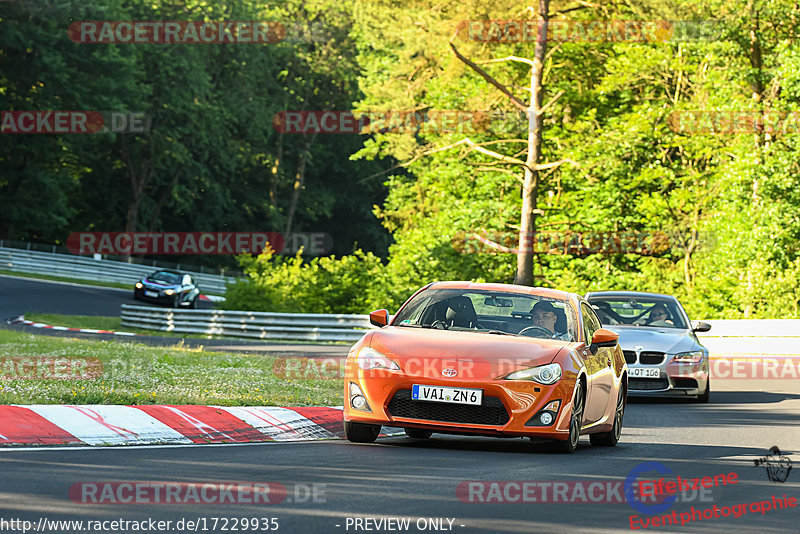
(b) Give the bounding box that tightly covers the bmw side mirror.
[692,321,711,332]
[369,309,389,327]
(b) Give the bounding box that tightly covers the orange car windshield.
[392,288,578,341]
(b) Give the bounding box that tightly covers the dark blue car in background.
[133,269,200,308]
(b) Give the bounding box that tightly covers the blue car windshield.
[148,271,181,284]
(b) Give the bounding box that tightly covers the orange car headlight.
[505,363,562,385]
[356,347,400,371]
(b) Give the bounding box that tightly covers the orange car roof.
[428,281,575,301]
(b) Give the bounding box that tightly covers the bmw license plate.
[412,384,483,405]
[629,367,660,378]
[144,290,159,298]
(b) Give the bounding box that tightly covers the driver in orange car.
[531,301,571,340]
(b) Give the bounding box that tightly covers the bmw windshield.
[588,297,688,329]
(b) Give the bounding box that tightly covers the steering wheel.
[431,320,448,330]
[518,325,554,338]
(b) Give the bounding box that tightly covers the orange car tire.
[556,380,585,453]
[344,420,381,443]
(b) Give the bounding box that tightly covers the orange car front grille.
[386,389,510,426]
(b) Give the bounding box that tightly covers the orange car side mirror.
[369,309,389,327]
[591,328,619,348]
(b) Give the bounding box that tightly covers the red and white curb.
[0,405,400,447]
[7,316,136,336]
[199,294,226,303]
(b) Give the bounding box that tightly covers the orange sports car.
[343,281,628,452]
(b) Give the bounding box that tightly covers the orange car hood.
[369,326,573,380]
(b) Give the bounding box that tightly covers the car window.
[393,287,579,341]
[581,302,602,342]
[587,297,688,329]
[149,271,181,284]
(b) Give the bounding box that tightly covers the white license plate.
[412,384,483,405]
[144,290,159,298]
[629,367,660,378]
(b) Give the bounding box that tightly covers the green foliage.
[4,0,800,318]
[0,0,389,262]
[223,248,389,313]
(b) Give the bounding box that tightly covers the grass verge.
[0,329,343,406]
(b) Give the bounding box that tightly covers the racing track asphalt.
[0,378,798,533]
[1,277,799,532]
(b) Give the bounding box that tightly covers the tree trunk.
[748,0,764,204]
[147,169,182,232]
[121,136,152,260]
[271,128,283,208]
[515,0,549,286]
[284,133,317,238]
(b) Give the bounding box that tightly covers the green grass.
[0,269,133,290]
[27,313,128,332]
[0,329,344,406]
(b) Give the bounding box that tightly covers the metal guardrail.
[121,305,375,342]
[0,247,236,295]
[696,319,800,356]
[120,306,800,349]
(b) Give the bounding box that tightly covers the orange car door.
[581,302,613,424]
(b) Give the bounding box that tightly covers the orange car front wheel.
[556,380,585,453]
[344,420,381,443]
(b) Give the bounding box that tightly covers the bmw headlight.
[356,347,400,371]
[505,363,562,385]
[165,289,174,295]
[673,351,704,363]
[135,282,143,289]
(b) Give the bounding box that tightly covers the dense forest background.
[2,0,800,318]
